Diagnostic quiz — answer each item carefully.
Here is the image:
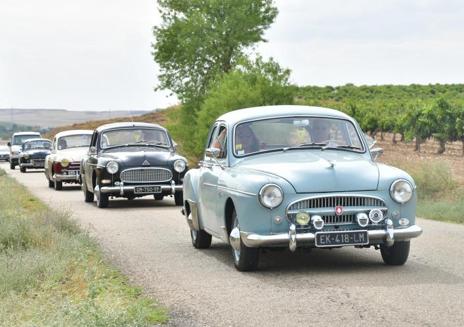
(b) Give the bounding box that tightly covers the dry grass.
[0,170,167,326]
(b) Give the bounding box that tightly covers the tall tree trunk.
[437,139,446,154]
[380,131,384,141]
[462,139,464,156]
[400,133,405,142]
[392,133,397,144]
[415,136,421,152]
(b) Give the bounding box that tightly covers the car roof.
[22,138,51,144]
[12,131,41,136]
[54,129,93,138]
[216,105,353,125]
[95,122,166,132]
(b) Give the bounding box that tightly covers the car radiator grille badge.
[142,160,150,166]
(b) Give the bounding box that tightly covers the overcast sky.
[0,0,463,111]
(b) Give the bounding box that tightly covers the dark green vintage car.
[80,122,188,208]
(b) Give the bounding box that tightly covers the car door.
[198,124,228,235]
[84,131,99,191]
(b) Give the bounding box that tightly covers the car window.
[23,140,51,150]
[57,134,92,150]
[12,134,40,145]
[234,117,364,156]
[211,126,227,159]
[100,128,170,149]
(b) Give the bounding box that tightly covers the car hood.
[10,145,21,153]
[55,147,88,162]
[100,149,175,167]
[23,149,51,157]
[234,150,379,193]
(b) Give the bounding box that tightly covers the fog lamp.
[311,215,324,230]
[295,212,310,225]
[61,159,70,167]
[356,212,369,227]
[399,218,410,226]
[101,179,111,184]
[369,209,384,224]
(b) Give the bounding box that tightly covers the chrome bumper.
[54,173,80,182]
[20,162,44,168]
[99,181,182,196]
[241,224,423,250]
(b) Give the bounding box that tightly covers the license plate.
[66,170,79,175]
[134,186,162,194]
[315,230,369,247]
[33,161,44,167]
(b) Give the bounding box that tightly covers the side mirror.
[205,147,220,159]
[371,147,383,161]
[89,146,97,155]
[7,142,11,147]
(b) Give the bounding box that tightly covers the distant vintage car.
[81,122,188,208]
[18,138,52,173]
[8,131,41,169]
[0,145,10,161]
[44,130,93,190]
[183,105,423,271]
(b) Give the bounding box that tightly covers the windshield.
[22,140,51,150]
[57,134,91,150]
[234,117,364,156]
[13,134,40,145]
[100,128,170,149]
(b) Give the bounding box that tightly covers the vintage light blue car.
[183,105,422,271]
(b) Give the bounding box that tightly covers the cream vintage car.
[44,130,93,190]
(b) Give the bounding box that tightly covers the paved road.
[3,162,464,326]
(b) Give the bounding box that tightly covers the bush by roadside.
[383,159,464,224]
[0,169,167,326]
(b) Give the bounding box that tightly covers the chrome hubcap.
[191,229,197,242]
[230,219,241,262]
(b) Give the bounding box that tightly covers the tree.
[193,57,293,157]
[153,0,278,103]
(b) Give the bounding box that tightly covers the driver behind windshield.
[309,119,331,144]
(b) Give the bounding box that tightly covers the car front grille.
[66,161,80,170]
[287,195,387,228]
[120,167,172,183]
[31,159,45,166]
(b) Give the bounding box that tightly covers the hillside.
[0,109,149,128]
[45,108,173,138]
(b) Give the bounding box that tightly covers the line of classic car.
[5,105,423,271]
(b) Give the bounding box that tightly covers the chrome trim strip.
[287,206,388,215]
[240,225,423,248]
[217,185,256,196]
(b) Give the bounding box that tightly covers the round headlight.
[174,159,186,173]
[390,179,413,204]
[259,184,283,209]
[106,161,119,174]
[61,159,70,167]
[296,211,310,225]
[24,154,30,159]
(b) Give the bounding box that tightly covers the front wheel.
[20,166,26,173]
[54,179,63,191]
[10,162,15,170]
[174,192,183,206]
[96,191,109,208]
[230,209,259,271]
[381,241,410,265]
[48,179,54,188]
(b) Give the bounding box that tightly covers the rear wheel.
[10,162,15,170]
[48,179,54,188]
[154,194,164,201]
[82,176,94,203]
[381,241,410,265]
[230,209,259,271]
[190,228,212,249]
[20,166,26,173]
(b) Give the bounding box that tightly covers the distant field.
[0,108,150,128]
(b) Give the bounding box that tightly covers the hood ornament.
[142,160,150,166]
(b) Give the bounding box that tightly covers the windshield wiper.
[131,141,169,148]
[282,142,328,152]
[321,144,363,151]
